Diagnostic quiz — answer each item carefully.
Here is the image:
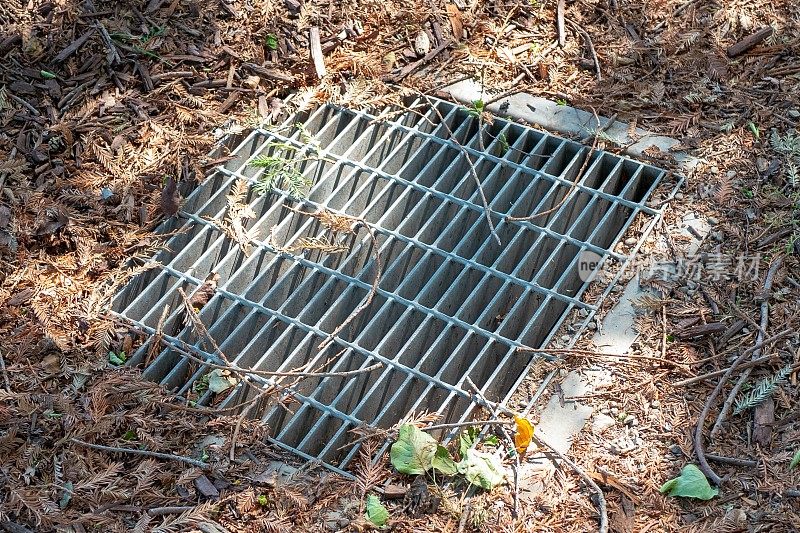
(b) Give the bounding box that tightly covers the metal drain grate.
[111,95,666,475]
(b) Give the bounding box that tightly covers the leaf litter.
[1,0,800,531]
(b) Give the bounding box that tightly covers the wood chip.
[242,63,294,84]
[193,475,220,499]
[309,26,327,79]
[382,484,408,499]
[753,396,774,447]
[53,29,95,63]
[445,4,463,41]
[674,322,726,340]
[727,26,773,58]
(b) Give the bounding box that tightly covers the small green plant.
[466,99,485,119]
[265,33,278,51]
[734,365,791,415]
[192,374,210,395]
[790,450,800,469]
[390,424,506,490]
[257,494,269,507]
[556,98,567,106]
[740,187,754,199]
[108,351,126,366]
[748,121,760,141]
[249,142,315,199]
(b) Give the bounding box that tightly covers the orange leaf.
[514,415,534,455]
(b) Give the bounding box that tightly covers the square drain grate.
[111,95,666,474]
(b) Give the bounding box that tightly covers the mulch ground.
[1,0,799,531]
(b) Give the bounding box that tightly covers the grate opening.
[112,95,666,472]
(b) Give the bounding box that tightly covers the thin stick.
[507,136,597,222]
[415,94,502,245]
[0,349,10,392]
[70,438,209,470]
[533,435,608,533]
[711,258,782,439]
[163,298,384,379]
[661,305,668,362]
[465,377,520,520]
[318,222,382,350]
[556,0,566,48]
[705,453,758,468]
[420,420,513,432]
[672,330,792,386]
[147,506,195,516]
[171,340,382,379]
[516,346,688,369]
[566,19,602,81]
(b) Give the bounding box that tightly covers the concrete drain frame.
[111,93,671,477]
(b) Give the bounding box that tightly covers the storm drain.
[111,95,666,474]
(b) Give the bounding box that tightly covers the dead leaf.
[7,288,34,306]
[589,470,639,503]
[513,415,534,455]
[34,207,69,236]
[608,494,635,533]
[160,176,180,217]
[189,272,220,310]
[446,4,463,41]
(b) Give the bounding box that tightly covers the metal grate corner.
[111,95,666,475]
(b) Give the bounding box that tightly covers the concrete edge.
[441,79,703,174]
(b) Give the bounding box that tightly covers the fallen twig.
[565,19,602,81]
[673,330,792,386]
[534,435,608,533]
[387,39,452,82]
[516,346,688,369]
[507,136,598,223]
[711,258,782,439]
[420,419,513,432]
[147,506,195,516]
[465,377,519,520]
[556,0,566,48]
[726,26,773,58]
[70,438,210,470]
[318,221,382,350]
[705,453,758,468]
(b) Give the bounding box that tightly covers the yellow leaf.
[514,415,534,455]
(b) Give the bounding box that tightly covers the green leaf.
[257,494,269,506]
[459,426,480,457]
[790,450,800,469]
[122,429,137,441]
[365,494,389,527]
[265,33,278,51]
[40,70,57,80]
[457,448,506,490]
[659,464,719,500]
[390,424,437,475]
[431,445,458,476]
[207,369,237,393]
